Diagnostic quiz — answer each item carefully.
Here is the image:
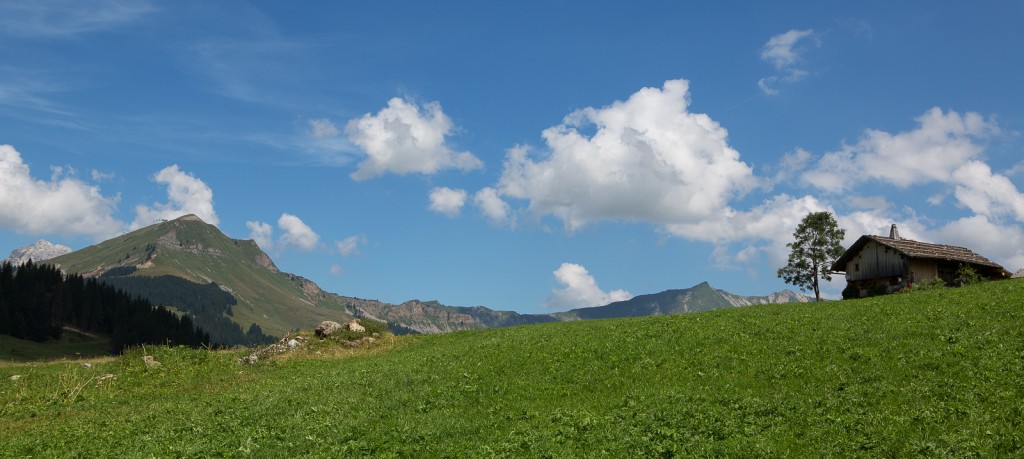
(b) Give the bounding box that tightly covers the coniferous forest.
[0,261,210,353]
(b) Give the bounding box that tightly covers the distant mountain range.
[3,240,71,266]
[12,215,811,339]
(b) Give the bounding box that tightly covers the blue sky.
[1,1,1022,313]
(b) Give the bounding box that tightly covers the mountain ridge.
[33,214,812,338]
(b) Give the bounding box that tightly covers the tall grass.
[2,280,1022,456]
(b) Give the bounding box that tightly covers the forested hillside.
[99,267,274,346]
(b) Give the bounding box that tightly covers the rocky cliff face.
[3,240,72,266]
[718,288,813,307]
[351,299,485,334]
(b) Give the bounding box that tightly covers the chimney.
[889,224,900,241]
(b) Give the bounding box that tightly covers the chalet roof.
[831,234,1006,273]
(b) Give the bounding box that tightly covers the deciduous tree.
[777,211,846,302]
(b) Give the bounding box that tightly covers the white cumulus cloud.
[246,220,274,251]
[932,215,1024,272]
[428,187,467,217]
[0,144,124,240]
[497,79,755,232]
[247,214,324,253]
[803,107,997,192]
[133,165,218,229]
[345,97,482,180]
[278,213,320,251]
[664,194,829,267]
[951,161,1024,222]
[545,262,632,310]
[473,187,511,225]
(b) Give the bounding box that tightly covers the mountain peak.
[3,240,73,266]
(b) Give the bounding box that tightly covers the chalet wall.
[909,259,938,283]
[844,240,907,281]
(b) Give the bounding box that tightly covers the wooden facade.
[832,225,1010,297]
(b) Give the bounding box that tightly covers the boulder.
[315,320,343,338]
[347,320,366,333]
[143,355,161,367]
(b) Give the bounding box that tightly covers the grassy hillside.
[2,280,1022,456]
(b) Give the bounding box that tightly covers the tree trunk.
[812,260,821,302]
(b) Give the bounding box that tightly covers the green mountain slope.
[2,280,1022,455]
[49,215,351,338]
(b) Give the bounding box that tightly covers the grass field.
[1,330,111,364]
[2,280,1023,456]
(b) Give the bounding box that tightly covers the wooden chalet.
[831,225,1010,297]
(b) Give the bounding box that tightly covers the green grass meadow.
[1,331,110,364]
[2,280,1023,456]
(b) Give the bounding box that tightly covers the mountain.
[357,283,813,332]
[48,215,356,341]
[3,240,72,266]
[552,281,812,321]
[44,214,813,340]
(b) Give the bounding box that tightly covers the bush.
[956,264,982,286]
[913,277,948,291]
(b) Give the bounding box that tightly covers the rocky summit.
[3,240,72,266]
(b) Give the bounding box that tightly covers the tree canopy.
[777,211,846,302]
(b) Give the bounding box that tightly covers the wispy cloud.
[758,29,818,95]
[335,235,367,257]
[308,118,340,139]
[0,0,156,38]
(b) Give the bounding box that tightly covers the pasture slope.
[2,279,1022,456]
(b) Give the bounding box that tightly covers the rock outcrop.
[314,321,342,338]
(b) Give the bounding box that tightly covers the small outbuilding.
[831,224,1011,297]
